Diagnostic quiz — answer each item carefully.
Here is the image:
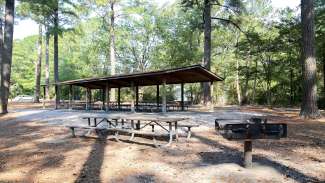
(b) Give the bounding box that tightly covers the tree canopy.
[4,0,325,114]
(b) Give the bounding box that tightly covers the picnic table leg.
[115,119,118,127]
[87,118,91,126]
[186,127,192,140]
[136,120,140,130]
[70,127,76,137]
[151,124,158,147]
[165,122,173,146]
[121,119,125,128]
[94,118,97,127]
[175,121,179,142]
[244,140,253,168]
[130,120,135,140]
[107,120,112,128]
[114,131,121,142]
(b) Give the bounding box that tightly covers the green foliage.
[10,0,325,108]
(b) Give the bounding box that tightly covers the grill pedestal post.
[244,140,252,168]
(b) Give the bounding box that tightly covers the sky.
[13,0,301,40]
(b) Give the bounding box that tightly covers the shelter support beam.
[118,87,121,110]
[181,83,184,111]
[136,85,139,111]
[86,88,91,111]
[131,82,135,113]
[101,88,105,110]
[156,85,159,111]
[68,85,73,110]
[105,83,110,112]
[162,80,167,113]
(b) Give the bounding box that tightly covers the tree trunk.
[242,58,250,105]
[0,0,15,114]
[300,0,320,118]
[252,59,257,103]
[290,57,294,105]
[0,18,4,111]
[34,24,43,103]
[109,1,116,102]
[266,56,272,106]
[235,36,241,105]
[203,0,212,106]
[323,51,325,94]
[45,26,50,100]
[236,59,242,105]
[54,6,60,109]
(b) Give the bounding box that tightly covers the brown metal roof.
[57,65,223,89]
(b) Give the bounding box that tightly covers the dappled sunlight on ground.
[0,103,324,182]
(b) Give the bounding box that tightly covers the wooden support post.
[105,83,110,112]
[85,88,89,110]
[162,80,167,113]
[68,85,73,110]
[244,140,252,168]
[118,87,121,110]
[131,82,135,113]
[42,86,46,109]
[136,85,139,111]
[156,85,159,111]
[181,83,184,111]
[86,88,91,111]
[101,88,105,110]
[89,89,92,110]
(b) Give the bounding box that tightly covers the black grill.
[215,117,287,168]
[215,117,287,140]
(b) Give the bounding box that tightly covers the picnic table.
[68,116,196,147]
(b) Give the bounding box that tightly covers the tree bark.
[266,56,272,106]
[45,25,50,100]
[0,18,4,111]
[300,0,320,118]
[323,51,325,94]
[0,0,15,114]
[242,58,250,105]
[34,24,43,103]
[252,59,257,103]
[236,59,242,105]
[235,36,241,105]
[290,57,294,105]
[54,6,60,109]
[203,0,212,106]
[109,0,116,102]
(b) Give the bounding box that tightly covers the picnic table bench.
[67,116,199,147]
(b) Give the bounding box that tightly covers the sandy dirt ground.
[0,103,324,183]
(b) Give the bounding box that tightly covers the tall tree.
[181,0,244,106]
[109,0,116,101]
[34,24,43,102]
[300,0,320,118]
[45,24,50,99]
[0,0,15,114]
[53,1,60,108]
[202,0,212,105]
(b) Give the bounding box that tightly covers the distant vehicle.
[12,95,34,102]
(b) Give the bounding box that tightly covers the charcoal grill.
[215,117,287,167]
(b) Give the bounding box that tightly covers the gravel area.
[0,104,324,183]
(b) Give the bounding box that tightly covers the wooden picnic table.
[106,117,188,146]
[72,116,190,147]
